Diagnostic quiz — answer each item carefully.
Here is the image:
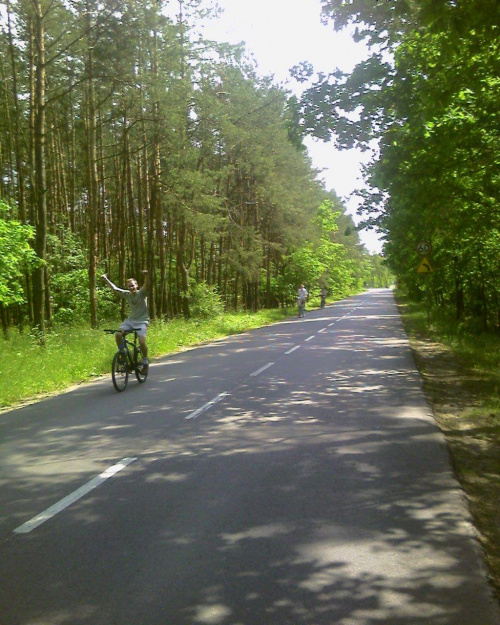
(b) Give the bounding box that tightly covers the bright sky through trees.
[198,0,383,253]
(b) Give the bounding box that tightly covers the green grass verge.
[398,295,500,387]
[0,308,292,410]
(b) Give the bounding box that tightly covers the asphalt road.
[0,289,498,625]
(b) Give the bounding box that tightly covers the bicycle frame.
[118,330,139,362]
[105,328,148,391]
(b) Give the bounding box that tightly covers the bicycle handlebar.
[103,328,141,336]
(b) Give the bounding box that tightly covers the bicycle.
[104,328,149,392]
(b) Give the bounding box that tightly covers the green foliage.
[287,246,326,292]
[0,0,373,331]
[188,282,224,319]
[45,231,90,325]
[366,254,394,288]
[47,230,86,273]
[0,200,40,306]
[312,0,500,327]
[276,200,369,302]
[50,269,89,324]
[98,285,120,323]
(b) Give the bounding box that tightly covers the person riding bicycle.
[297,284,308,318]
[101,270,150,368]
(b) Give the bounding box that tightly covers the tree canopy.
[296,0,500,326]
[0,0,377,333]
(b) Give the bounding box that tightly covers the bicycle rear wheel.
[134,348,149,384]
[112,351,129,391]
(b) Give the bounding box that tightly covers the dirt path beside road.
[406,330,500,601]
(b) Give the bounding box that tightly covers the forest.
[0,0,391,337]
[299,0,500,330]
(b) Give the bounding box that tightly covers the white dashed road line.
[14,457,137,534]
[250,362,275,377]
[13,303,366,536]
[185,392,230,420]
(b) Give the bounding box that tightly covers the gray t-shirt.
[118,287,149,322]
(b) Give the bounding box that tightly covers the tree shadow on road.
[1,292,499,624]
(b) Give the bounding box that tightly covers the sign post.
[416,241,433,324]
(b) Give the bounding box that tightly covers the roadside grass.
[397,295,500,599]
[0,307,291,410]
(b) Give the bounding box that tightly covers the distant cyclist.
[101,270,150,367]
[297,284,308,318]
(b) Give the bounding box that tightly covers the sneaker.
[141,358,149,368]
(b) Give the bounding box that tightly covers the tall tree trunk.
[454,256,464,320]
[124,124,139,278]
[68,62,77,234]
[177,218,191,318]
[7,1,32,327]
[0,54,15,201]
[152,146,166,317]
[86,15,98,329]
[32,1,47,336]
[265,245,271,308]
[6,0,26,220]
[97,113,108,262]
[137,155,146,270]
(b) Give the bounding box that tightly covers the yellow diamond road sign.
[417,256,433,273]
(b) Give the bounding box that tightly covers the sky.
[196,0,383,253]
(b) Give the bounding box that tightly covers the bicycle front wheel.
[112,351,129,391]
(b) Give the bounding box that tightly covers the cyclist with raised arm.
[102,270,150,368]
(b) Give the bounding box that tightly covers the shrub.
[189,282,224,319]
[50,269,90,323]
